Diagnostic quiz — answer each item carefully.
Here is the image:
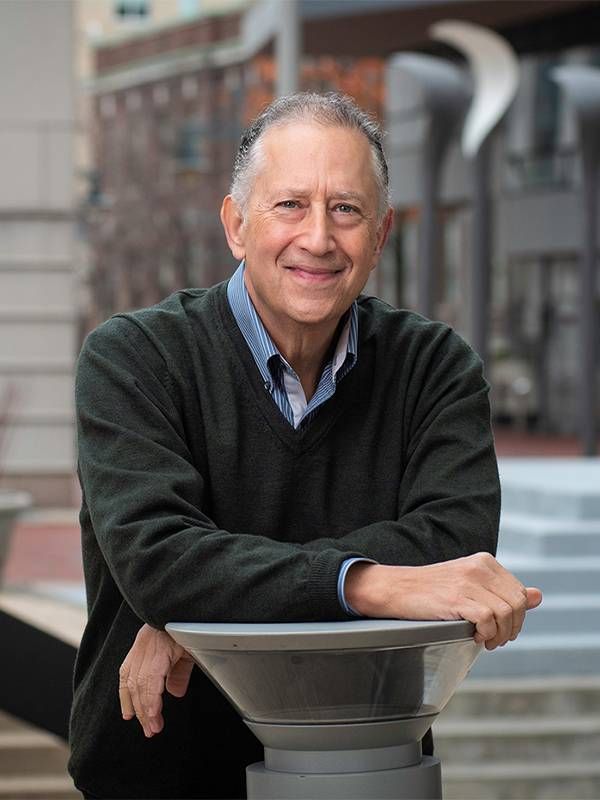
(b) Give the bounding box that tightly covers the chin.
[289,306,342,327]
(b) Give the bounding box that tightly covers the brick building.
[84,9,384,331]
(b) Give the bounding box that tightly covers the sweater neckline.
[211,281,367,453]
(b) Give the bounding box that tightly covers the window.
[114,1,150,19]
[175,119,209,172]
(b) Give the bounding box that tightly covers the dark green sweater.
[69,281,499,798]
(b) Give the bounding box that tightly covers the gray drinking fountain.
[166,619,481,799]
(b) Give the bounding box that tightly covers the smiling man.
[69,93,541,800]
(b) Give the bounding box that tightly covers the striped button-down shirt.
[227,262,358,428]
[227,261,369,615]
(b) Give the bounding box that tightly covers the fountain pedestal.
[167,619,481,800]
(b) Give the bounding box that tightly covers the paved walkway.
[3,428,598,587]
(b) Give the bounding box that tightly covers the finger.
[118,662,135,720]
[129,676,153,738]
[458,599,498,645]
[136,649,172,736]
[472,566,529,643]
[487,597,515,649]
[459,581,516,648]
[140,672,167,735]
[508,586,528,641]
[166,656,194,698]
[526,587,543,609]
[126,647,155,738]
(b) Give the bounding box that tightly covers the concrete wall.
[0,0,77,506]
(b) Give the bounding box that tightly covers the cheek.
[249,230,292,260]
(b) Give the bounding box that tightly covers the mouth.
[284,265,345,284]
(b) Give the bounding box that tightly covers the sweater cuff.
[306,550,371,621]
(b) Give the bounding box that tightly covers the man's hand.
[345,553,542,650]
[118,624,195,737]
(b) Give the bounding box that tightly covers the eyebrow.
[271,188,368,205]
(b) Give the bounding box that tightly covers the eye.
[278,200,300,209]
[334,203,358,215]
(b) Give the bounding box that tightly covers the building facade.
[0,0,78,506]
[85,0,600,439]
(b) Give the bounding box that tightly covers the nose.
[297,205,335,257]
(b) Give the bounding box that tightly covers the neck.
[270,321,339,401]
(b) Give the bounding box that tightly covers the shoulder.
[357,295,484,388]
[358,295,473,356]
[81,283,225,361]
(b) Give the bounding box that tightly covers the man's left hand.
[118,624,194,737]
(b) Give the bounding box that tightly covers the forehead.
[255,121,377,197]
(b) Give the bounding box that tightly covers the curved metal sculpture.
[429,21,519,369]
[431,20,519,158]
[551,65,600,456]
[388,54,471,318]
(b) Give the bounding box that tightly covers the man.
[70,92,541,799]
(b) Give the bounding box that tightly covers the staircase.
[0,711,80,799]
[471,458,600,678]
[437,458,600,799]
[437,675,600,799]
[0,588,85,800]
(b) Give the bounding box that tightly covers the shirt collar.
[226,261,358,385]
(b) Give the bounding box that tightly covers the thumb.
[166,656,194,698]
[526,587,543,610]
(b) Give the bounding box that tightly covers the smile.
[285,266,344,284]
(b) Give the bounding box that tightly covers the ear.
[372,208,394,267]
[220,195,246,261]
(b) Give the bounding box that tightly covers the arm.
[80,315,500,628]
[76,316,364,629]
[108,319,540,731]
[299,324,501,565]
[121,559,541,736]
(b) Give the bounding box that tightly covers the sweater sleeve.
[76,317,361,628]
[300,325,500,565]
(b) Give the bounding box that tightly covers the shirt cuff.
[337,557,377,617]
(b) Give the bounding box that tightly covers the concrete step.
[0,588,86,647]
[444,676,600,717]
[499,458,600,520]
[0,712,80,799]
[0,729,69,774]
[442,760,600,800]
[496,552,600,593]
[438,673,600,799]
[499,512,600,557]
[0,774,81,799]
[469,632,600,677]
[434,713,600,762]
[0,710,27,732]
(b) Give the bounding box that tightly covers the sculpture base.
[246,754,442,799]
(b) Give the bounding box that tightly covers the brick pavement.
[4,518,83,585]
[3,428,596,585]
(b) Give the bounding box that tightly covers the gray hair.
[230,92,390,220]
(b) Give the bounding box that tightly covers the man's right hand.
[345,552,542,650]
[119,624,195,738]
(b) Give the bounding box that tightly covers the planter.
[0,489,32,589]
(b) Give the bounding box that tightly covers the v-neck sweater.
[69,280,499,798]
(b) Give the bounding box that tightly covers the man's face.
[221,121,392,339]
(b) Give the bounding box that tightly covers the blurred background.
[0,1,599,798]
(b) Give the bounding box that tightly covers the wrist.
[345,563,418,619]
[343,563,388,618]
